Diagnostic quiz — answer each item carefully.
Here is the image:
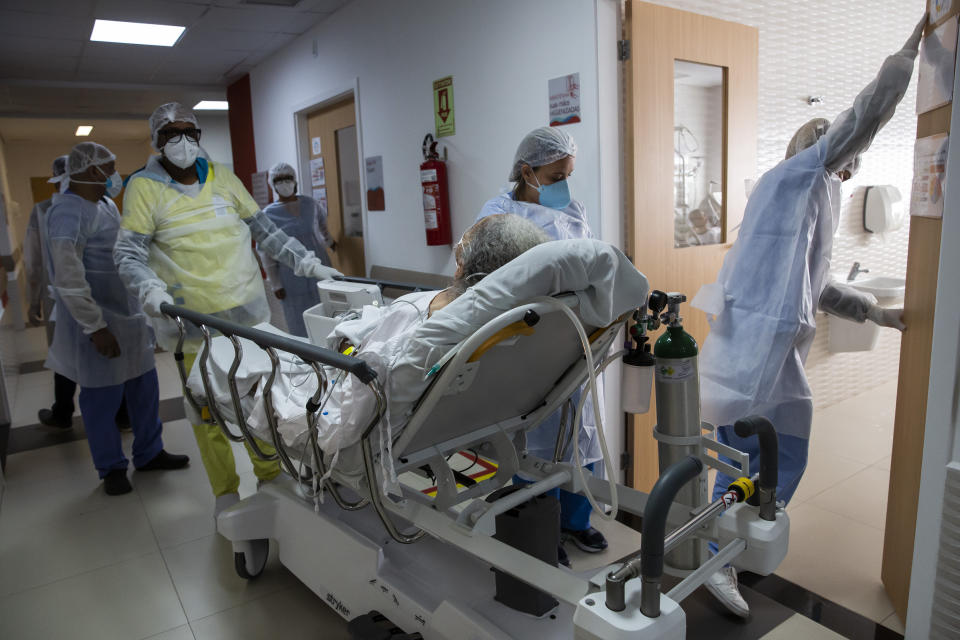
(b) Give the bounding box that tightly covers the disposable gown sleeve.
[821,16,925,173]
[48,238,106,334]
[818,280,877,322]
[113,228,169,305]
[23,206,44,309]
[245,210,325,277]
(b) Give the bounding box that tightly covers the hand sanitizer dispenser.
[863,185,904,234]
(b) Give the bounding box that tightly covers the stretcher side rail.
[333,275,431,294]
[161,303,384,499]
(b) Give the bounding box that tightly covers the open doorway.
[298,93,366,277]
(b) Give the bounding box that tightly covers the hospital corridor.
[0,1,958,639]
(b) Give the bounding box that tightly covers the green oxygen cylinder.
[653,292,707,573]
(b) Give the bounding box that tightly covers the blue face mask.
[527,174,572,210]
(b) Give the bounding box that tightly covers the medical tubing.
[160,303,377,383]
[530,297,619,522]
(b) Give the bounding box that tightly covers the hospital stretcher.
[161,278,789,640]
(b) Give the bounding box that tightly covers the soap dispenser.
[863,185,904,234]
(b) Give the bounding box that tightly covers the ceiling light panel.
[193,101,229,110]
[90,19,186,47]
[75,125,93,136]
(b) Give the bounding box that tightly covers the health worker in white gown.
[693,16,923,618]
[476,126,607,557]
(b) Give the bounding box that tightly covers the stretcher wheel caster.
[233,538,269,579]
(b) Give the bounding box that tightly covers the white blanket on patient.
[187,239,648,467]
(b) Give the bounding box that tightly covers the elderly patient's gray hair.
[454,214,550,293]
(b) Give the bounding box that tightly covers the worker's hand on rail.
[867,305,906,331]
[274,288,286,300]
[90,328,122,358]
[302,259,343,281]
[142,288,174,318]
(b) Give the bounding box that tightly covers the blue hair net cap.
[509,126,577,181]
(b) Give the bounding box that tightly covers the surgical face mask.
[163,137,200,170]
[274,179,296,198]
[71,164,121,197]
[526,173,572,210]
[101,167,123,198]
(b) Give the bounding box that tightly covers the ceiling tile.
[0,0,96,18]
[196,6,320,33]
[0,35,86,58]
[0,9,94,40]
[176,25,277,52]
[91,0,210,27]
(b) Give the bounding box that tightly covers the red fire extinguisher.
[420,134,452,245]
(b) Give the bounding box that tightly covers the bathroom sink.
[849,276,905,299]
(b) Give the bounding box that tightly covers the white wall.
[197,113,233,171]
[249,0,606,278]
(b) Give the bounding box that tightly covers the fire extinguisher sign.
[433,76,455,138]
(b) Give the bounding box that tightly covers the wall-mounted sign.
[313,187,327,212]
[910,133,949,219]
[251,170,271,208]
[365,155,385,211]
[917,15,957,115]
[310,157,325,187]
[932,0,953,23]
[433,76,455,137]
[311,136,322,155]
[549,72,581,127]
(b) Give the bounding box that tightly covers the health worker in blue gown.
[43,142,189,496]
[260,162,338,337]
[692,17,922,618]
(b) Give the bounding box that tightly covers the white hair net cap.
[785,118,831,160]
[149,102,199,151]
[509,126,578,181]
[67,142,116,176]
[269,162,296,184]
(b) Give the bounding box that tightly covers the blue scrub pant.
[514,463,595,531]
[708,425,808,554]
[78,368,164,478]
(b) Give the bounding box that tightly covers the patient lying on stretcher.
[187,215,648,475]
[187,213,549,454]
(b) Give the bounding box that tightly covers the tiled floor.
[0,325,906,638]
[778,379,905,634]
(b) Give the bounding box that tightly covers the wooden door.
[882,6,957,619]
[306,97,365,276]
[625,2,758,491]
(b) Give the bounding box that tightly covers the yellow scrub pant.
[183,352,281,496]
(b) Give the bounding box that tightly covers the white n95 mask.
[163,137,200,169]
[274,180,296,198]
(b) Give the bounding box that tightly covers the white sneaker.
[214,492,240,519]
[704,567,750,618]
